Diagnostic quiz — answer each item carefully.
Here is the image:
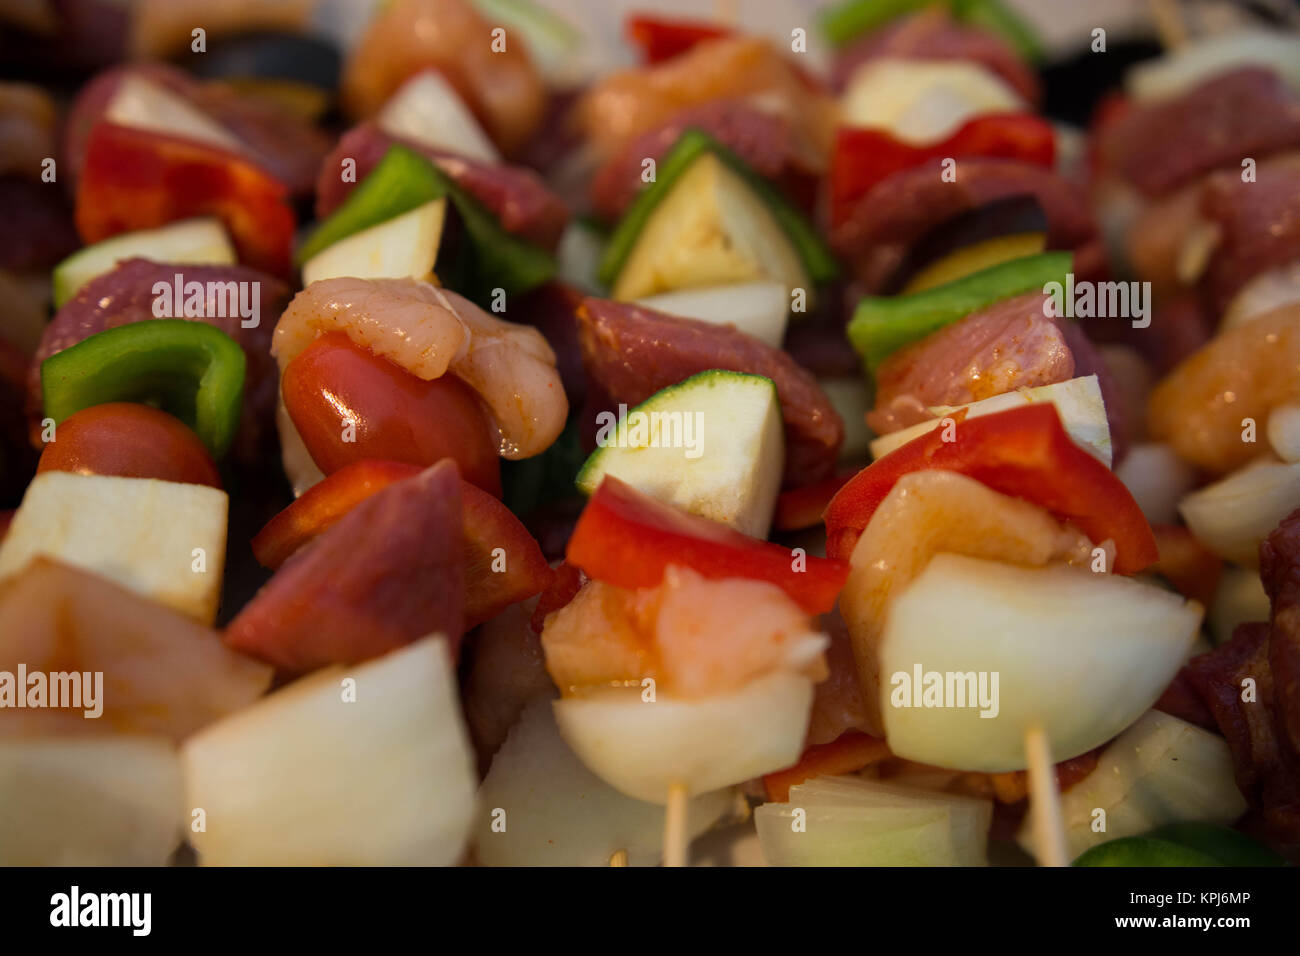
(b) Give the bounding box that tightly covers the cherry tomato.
[281,332,501,495]
[37,402,221,488]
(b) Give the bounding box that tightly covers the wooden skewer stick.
[662,782,690,867]
[1024,725,1068,867]
[609,849,629,867]
[1147,0,1189,51]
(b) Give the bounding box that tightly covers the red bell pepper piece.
[774,470,855,532]
[625,14,731,64]
[567,476,849,615]
[76,121,295,277]
[762,731,891,802]
[823,403,1158,574]
[251,459,549,628]
[829,112,1056,229]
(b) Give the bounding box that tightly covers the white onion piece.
[183,636,477,865]
[1116,442,1199,526]
[553,671,815,804]
[1268,403,1300,463]
[0,737,182,865]
[756,775,991,866]
[106,74,247,156]
[377,70,499,164]
[633,281,789,348]
[880,554,1200,772]
[841,58,1025,145]
[474,696,733,866]
[1208,565,1270,646]
[1018,711,1246,861]
[1179,459,1300,567]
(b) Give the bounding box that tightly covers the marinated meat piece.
[1200,162,1300,315]
[225,460,466,671]
[576,298,843,486]
[314,123,568,252]
[28,258,288,463]
[1095,69,1300,199]
[832,158,1101,292]
[1261,514,1300,758]
[866,293,1074,433]
[1155,667,1218,731]
[867,293,1130,462]
[1172,510,1300,846]
[186,81,332,200]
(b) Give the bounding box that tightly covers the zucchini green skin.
[847,251,1072,375]
[574,369,781,494]
[296,145,554,301]
[597,129,839,290]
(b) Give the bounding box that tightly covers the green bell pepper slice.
[820,0,1042,62]
[597,127,839,290]
[1073,824,1286,867]
[1144,823,1286,867]
[296,144,554,302]
[847,250,1071,375]
[1072,837,1222,867]
[41,319,246,459]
